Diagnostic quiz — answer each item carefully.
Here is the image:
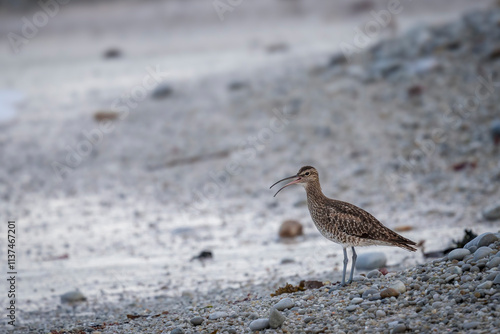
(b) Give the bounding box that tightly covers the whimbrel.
[270,166,416,286]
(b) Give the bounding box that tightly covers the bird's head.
[270,166,319,197]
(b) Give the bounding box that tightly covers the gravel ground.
[13,232,500,333]
[2,1,500,333]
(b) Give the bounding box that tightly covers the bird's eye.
[305,172,310,176]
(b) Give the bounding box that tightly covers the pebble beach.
[16,232,500,333]
[1,1,500,333]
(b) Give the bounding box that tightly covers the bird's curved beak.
[270,175,302,197]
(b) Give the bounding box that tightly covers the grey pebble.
[190,316,203,326]
[60,290,86,303]
[351,297,363,304]
[463,321,480,329]
[346,305,358,312]
[304,317,315,323]
[448,248,471,261]
[482,204,500,221]
[390,280,406,294]
[367,269,380,278]
[274,298,294,310]
[362,289,379,298]
[487,257,500,268]
[355,252,387,270]
[392,324,406,333]
[376,310,386,318]
[494,273,500,284]
[171,328,183,334]
[477,281,493,289]
[474,246,493,261]
[249,318,269,331]
[209,311,228,320]
[269,308,285,329]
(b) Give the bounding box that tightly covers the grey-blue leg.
[348,247,357,284]
[328,247,349,292]
[341,247,348,286]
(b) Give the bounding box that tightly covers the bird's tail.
[392,233,417,252]
[396,241,417,252]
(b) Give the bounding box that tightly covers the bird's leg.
[329,248,348,293]
[348,247,357,284]
[341,247,348,286]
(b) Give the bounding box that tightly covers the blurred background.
[1,0,499,323]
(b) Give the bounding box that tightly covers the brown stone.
[380,288,400,298]
[279,220,303,238]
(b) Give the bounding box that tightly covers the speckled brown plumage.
[271,165,417,286]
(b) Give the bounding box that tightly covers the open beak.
[270,175,302,197]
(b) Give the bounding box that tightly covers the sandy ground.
[0,0,499,329]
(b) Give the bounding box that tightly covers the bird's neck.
[304,180,325,203]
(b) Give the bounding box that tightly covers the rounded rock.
[269,308,285,329]
[351,297,363,304]
[447,248,471,261]
[376,310,386,318]
[209,311,228,320]
[249,318,270,331]
[274,298,294,311]
[391,324,406,333]
[190,316,203,326]
[487,257,500,268]
[389,280,406,294]
[367,269,381,278]
[477,281,493,289]
[278,220,303,238]
[346,305,358,312]
[380,288,400,298]
[355,252,387,270]
[473,247,494,261]
[171,329,183,334]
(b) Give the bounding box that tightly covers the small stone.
[465,233,499,250]
[463,321,480,330]
[304,317,315,323]
[450,266,462,275]
[278,220,303,238]
[376,310,386,318]
[389,280,406,294]
[280,258,295,264]
[493,273,500,284]
[209,311,228,320]
[60,290,86,304]
[346,305,358,312]
[190,316,203,326]
[482,204,500,221]
[380,288,400,298]
[474,247,494,261]
[462,264,472,271]
[170,329,183,334]
[487,257,500,268]
[274,298,294,311]
[448,248,471,261]
[477,281,493,290]
[269,308,285,329]
[362,289,379,298]
[367,269,380,278]
[151,84,173,99]
[351,297,363,304]
[392,324,406,333]
[355,252,387,270]
[352,275,367,282]
[445,274,458,282]
[249,318,270,331]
